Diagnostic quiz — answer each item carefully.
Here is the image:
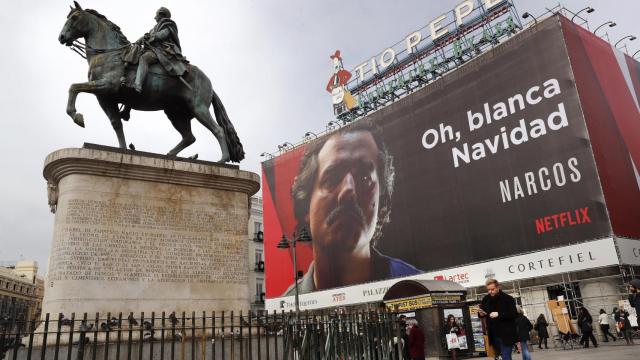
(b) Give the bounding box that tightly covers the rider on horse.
[127,7,188,93]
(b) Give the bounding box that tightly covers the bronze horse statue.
[58,2,244,163]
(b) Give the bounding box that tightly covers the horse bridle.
[69,40,129,59]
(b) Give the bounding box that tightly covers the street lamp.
[522,12,538,26]
[276,228,312,317]
[615,35,637,48]
[571,7,594,23]
[594,21,616,36]
[304,131,318,140]
[259,152,273,159]
[277,142,294,152]
[327,120,342,130]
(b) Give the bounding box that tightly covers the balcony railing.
[254,261,264,272]
[253,292,265,304]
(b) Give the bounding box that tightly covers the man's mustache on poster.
[326,202,366,226]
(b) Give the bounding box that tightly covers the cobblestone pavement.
[478,341,638,359]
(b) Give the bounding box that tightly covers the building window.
[254,250,264,272]
[253,222,264,242]
[255,280,264,303]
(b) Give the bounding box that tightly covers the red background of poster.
[561,17,640,238]
[262,146,314,297]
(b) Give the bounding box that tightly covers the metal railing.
[1,309,403,360]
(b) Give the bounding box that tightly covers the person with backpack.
[515,307,533,360]
[577,307,598,348]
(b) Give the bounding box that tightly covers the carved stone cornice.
[43,147,260,212]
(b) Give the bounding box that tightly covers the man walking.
[479,279,518,360]
[629,279,640,315]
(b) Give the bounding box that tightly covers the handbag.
[618,321,625,330]
[446,333,460,350]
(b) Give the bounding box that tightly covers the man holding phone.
[479,279,518,360]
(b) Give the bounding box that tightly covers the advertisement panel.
[560,17,640,238]
[262,17,612,301]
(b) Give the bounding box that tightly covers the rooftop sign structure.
[330,0,521,120]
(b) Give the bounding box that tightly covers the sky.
[0,0,638,273]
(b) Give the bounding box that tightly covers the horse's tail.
[211,90,245,163]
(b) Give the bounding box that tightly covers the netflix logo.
[535,207,591,234]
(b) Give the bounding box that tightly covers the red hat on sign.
[330,50,342,60]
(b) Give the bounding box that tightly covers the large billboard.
[262,17,615,302]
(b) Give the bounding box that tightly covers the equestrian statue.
[58,2,244,163]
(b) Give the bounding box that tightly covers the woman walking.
[577,307,598,348]
[598,309,617,342]
[534,314,549,349]
[614,306,635,345]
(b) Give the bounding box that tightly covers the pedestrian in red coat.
[408,320,425,360]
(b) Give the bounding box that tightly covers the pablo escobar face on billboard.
[280,125,422,296]
[262,18,612,298]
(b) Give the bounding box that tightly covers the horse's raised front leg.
[66,79,112,128]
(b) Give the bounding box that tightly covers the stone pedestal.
[42,144,260,316]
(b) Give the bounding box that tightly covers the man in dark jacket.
[629,279,640,315]
[479,279,518,360]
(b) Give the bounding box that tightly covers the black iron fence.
[1,310,403,360]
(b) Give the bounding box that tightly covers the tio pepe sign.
[352,0,507,82]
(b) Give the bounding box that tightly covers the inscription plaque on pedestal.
[42,145,260,315]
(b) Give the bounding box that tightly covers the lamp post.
[304,131,318,141]
[594,21,616,37]
[327,120,342,131]
[615,35,637,49]
[521,12,537,26]
[277,227,312,318]
[277,142,294,152]
[570,7,594,23]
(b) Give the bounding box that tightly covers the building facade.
[261,13,640,346]
[248,196,265,313]
[0,260,44,331]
